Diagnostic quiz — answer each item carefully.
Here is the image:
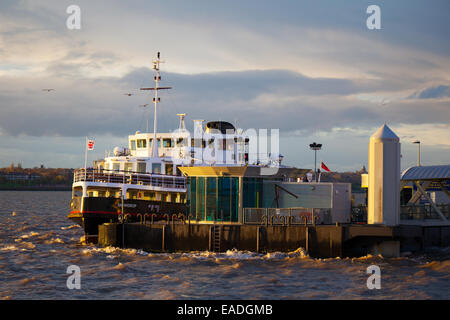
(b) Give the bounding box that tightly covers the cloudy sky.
[0,0,449,171]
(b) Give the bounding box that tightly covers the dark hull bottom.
[68,196,187,243]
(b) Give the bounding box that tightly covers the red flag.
[87,139,95,150]
[321,161,330,172]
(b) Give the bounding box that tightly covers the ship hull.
[68,196,187,242]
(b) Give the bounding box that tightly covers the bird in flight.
[124,93,134,96]
[139,104,149,108]
[42,89,55,92]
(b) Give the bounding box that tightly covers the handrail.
[73,168,186,190]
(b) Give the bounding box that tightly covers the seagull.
[123,93,134,96]
[42,89,55,92]
[139,104,149,108]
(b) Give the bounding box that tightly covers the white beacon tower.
[368,123,401,226]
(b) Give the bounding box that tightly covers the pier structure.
[367,124,401,226]
[97,126,450,258]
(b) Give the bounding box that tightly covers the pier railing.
[73,168,186,190]
[243,207,330,225]
[350,204,450,223]
[400,204,450,221]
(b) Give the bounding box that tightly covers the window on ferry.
[137,162,146,173]
[218,139,226,150]
[148,139,161,148]
[176,138,187,147]
[191,138,205,148]
[112,163,120,172]
[124,163,133,173]
[166,163,174,175]
[163,138,173,148]
[226,139,234,150]
[130,140,136,151]
[137,139,147,148]
[152,163,161,174]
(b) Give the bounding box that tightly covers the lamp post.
[412,140,420,166]
[309,142,322,182]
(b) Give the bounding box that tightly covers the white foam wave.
[20,232,39,239]
[61,225,81,230]
[178,247,309,260]
[82,246,149,257]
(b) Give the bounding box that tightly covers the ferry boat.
[68,52,286,242]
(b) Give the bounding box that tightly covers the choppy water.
[0,191,449,300]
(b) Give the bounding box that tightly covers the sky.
[0,0,449,171]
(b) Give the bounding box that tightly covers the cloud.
[0,68,449,141]
[0,0,449,170]
[409,85,450,99]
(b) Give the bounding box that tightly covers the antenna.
[140,52,172,157]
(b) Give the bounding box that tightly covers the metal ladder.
[212,225,222,252]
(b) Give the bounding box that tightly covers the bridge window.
[163,138,173,148]
[176,138,188,147]
[137,139,147,148]
[130,140,136,151]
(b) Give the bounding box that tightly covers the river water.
[0,191,448,300]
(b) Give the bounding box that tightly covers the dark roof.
[401,165,450,181]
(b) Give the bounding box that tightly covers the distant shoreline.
[0,185,71,191]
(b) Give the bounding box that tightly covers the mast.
[140,52,172,157]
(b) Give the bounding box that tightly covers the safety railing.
[73,168,186,190]
[243,207,329,225]
[400,204,450,221]
[350,204,450,222]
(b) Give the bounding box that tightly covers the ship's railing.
[243,207,328,225]
[73,168,186,190]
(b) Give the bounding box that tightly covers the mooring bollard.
[305,226,309,253]
[162,224,165,252]
[256,226,260,253]
[171,214,176,226]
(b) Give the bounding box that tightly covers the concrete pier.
[98,222,450,258]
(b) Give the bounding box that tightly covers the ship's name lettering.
[123,204,136,208]
[148,204,160,211]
